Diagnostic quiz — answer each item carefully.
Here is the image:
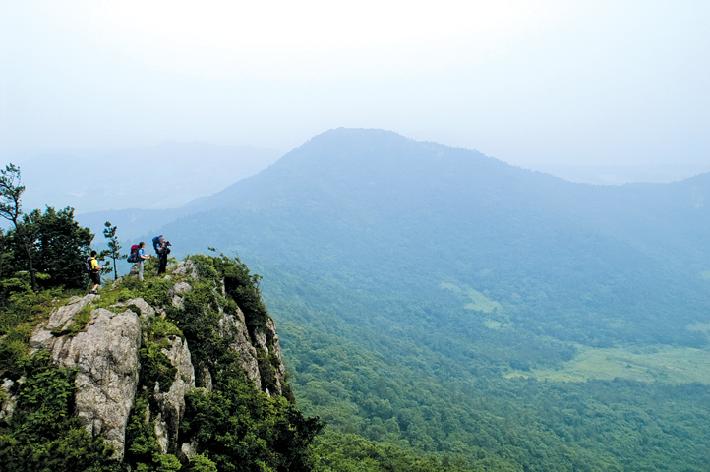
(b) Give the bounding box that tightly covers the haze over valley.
[2,2,710,470]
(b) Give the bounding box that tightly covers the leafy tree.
[0,164,35,290]
[181,379,323,472]
[103,221,121,280]
[12,207,93,289]
[0,230,17,306]
[187,454,218,472]
[0,164,93,290]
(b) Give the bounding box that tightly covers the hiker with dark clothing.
[87,250,101,293]
[152,235,163,255]
[157,243,169,274]
[153,235,171,275]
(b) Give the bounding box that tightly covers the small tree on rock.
[103,221,121,280]
[0,164,36,290]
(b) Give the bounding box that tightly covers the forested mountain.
[159,128,710,344]
[90,129,710,469]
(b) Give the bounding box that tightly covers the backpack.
[85,257,93,273]
[152,236,162,253]
[127,244,141,263]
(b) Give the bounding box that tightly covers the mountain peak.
[300,127,416,153]
[311,127,408,141]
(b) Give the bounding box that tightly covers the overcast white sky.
[1,0,709,182]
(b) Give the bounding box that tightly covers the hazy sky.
[1,0,709,181]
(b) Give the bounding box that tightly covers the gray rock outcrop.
[252,318,287,395]
[39,293,98,335]
[0,378,17,422]
[153,335,195,453]
[30,298,141,459]
[265,318,287,395]
[113,297,155,318]
[169,281,192,309]
[218,306,262,389]
[173,260,199,279]
[15,258,291,462]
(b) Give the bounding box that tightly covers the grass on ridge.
[506,345,710,385]
[440,281,503,314]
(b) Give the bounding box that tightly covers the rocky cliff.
[0,256,318,471]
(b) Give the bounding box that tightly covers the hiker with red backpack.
[127,242,150,281]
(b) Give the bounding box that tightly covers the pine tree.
[103,221,121,280]
[0,164,36,290]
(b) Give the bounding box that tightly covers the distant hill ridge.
[82,128,709,272]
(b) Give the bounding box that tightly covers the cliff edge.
[0,256,320,471]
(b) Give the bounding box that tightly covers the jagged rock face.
[218,306,262,389]
[20,260,291,462]
[154,414,170,455]
[253,318,287,396]
[40,293,98,333]
[0,378,17,422]
[30,298,141,459]
[179,439,198,462]
[173,260,199,279]
[169,281,192,309]
[265,318,287,395]
[114,298,156,318]
[153,335,195,454]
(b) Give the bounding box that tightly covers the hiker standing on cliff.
[153,235,171,275]
[128,242,150,280]
[87,250,101,294]
[132,242,150,281]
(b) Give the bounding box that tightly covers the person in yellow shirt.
[87,250,101,294]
